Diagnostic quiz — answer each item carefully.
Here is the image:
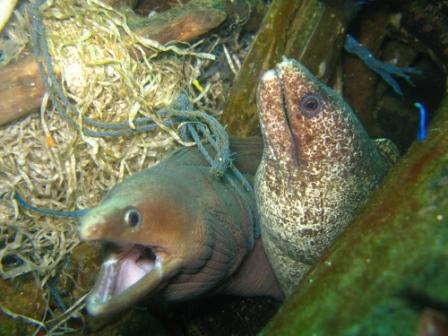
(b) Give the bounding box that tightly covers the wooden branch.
[128,0,226,45]
[260,97,448,335]
[0,0,227,126]
[0,56,57,125]
[220,0,358,136]
[342,9,395,138]
[101,0,138,7]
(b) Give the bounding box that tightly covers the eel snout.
[257,65,301,167]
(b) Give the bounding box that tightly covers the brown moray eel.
[79,137,282,316]
[255,58,399,296]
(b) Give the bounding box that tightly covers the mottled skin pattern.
[255,58,398,296]
[79,138,282,316]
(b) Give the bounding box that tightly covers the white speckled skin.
[255,58,398,296]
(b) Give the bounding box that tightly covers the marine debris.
[0,56,47,126]
[0,0,227,126]
[0,0,255,333]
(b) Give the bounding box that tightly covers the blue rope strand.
[414,102,427,142]
[344,35,420,96]
[14,192,89,218]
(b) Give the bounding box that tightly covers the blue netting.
[344,34,420,96]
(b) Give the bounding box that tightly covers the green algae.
[260,96,448,335]
[221,0,357,136]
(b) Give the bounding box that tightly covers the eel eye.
[124,207,141,229]
[299,93,322,118]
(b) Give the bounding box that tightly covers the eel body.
[79,137,282,316]
[255,58,398,296]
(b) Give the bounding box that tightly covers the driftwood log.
[0,56,51,125]
[0,0,228,126]
[128,0,227,46]
[221,0,359,136]
[260,96,448,335]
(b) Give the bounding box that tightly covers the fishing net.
[0,0,252,333]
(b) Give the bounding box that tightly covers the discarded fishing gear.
[21,0,257,242]
[344,34,421,96]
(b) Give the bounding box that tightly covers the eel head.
[78,172,200,316]
[257,57,364,171]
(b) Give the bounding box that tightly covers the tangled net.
[0,0,250,333]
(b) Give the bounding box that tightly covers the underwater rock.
[402,1,448,71]
[255,58,398,296]
[67,244,103,298]
[178,296,280,336]
[0,278,46,336]
[85,308,171,336]
[260,93,448,335]
[78,137,282,317]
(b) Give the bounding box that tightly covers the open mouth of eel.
[86,243,180,316]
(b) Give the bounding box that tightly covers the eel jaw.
[86,243,181,317]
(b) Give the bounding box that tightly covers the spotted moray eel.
[255,58,399,296]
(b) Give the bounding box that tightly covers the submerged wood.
[221,0,358,136]
[0,56,52,125]
[102,0,138,7]
[261,96,448,335]
[128,0,226,47]
[0,0,227,126]
[342,8,390,138]
[0,278,46,335]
